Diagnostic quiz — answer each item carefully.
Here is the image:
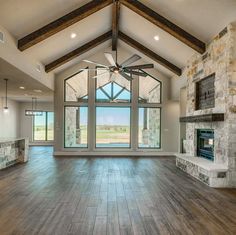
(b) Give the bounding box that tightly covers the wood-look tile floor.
[0,147,236,235]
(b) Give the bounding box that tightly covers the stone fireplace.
[176,24,236,188]
[197,129,214,161]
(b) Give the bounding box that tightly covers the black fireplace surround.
[197,129,214,161]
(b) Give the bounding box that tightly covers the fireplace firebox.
[197,129,214,161]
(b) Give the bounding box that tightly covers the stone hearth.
[176,24,236,188]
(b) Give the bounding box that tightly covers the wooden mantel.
[179,113,224,123]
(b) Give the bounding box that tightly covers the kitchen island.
[0,138,29,170]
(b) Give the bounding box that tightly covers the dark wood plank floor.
[0,147,236,235]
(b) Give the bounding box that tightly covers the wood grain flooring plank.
[93,216,107,235]
[0,147,235,235]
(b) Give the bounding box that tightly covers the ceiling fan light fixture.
[114,68,119,74]
[83,51,154,82]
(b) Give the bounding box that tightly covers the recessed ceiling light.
[34,89,42,93]
[70,33,77,39]
[154,35,160,41]
[19,86,25,90]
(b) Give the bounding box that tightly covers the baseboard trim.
[53,151,177,157]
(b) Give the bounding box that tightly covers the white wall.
[161,101,180,152]
[0,24,54,90]
[19,102,54,144]
[0,98,20,138]
[171,75,187,101]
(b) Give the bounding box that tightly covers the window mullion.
[131,75,139,151]
[88,67,96,151]
[45,112,48,141]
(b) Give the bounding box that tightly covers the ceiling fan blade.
[104,52,117,66]
[125,64,154,70]
[83,59,109,68]
[124,70,147,77]
[79,68,108,71]
[120,54,141,67]
[119,71,133,81]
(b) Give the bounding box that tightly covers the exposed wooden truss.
[119,31,182,76]
[45,31,112,73]
[15,0,204,74]
[18,0,113,51]
[120,0,206,54]
[45,31,181,75]
[18,0,205,54]
[112,0,120,51]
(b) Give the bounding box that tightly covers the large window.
[65,69,88,102]
[64,70,89,148]
[64,68,161,150]
[138,108,161,148]
[96,68,131,103]
[65,107,88,148]
[139,73,161,104]
[33,112,54,141]
[96,107,130,148]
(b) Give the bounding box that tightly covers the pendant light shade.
[25,97,43,116]
[3,106,9,113]
[3,79,9,113]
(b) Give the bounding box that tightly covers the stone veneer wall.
[142,82,161,147]
[180,24,236,187]
[148,108,161,147]
[65,80,78,147]
[0,139,29,170]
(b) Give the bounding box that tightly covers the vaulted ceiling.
[1,0,236,77]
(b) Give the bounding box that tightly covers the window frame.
[95,106,132,148]
[95,67,132,103]
[33,111,54,142]
[138,69,162,105]
[64,105,89,149]
[63,67,162,151]
[137,107,161,149]
[64,67,89,103]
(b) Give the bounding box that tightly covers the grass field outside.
[34,125,54,141]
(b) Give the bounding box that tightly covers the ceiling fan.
[83,51,154,81]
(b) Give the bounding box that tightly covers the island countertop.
[0,137,29,144]
[0,138,29,169]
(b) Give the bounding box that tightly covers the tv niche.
[195,73,215,110]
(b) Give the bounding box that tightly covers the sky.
[96,107,130,126]
[34,112,54,126]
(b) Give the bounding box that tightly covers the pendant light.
[3,78,9,113]
[25,97,43,116]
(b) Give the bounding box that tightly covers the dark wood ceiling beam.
[18,0,113,51]
[120,0,206,54]
[45,31,112,72]
[112,0,120,51]
[119,31,182,76]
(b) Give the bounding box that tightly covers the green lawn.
[96,125,130,143]
[34,126,54,141]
